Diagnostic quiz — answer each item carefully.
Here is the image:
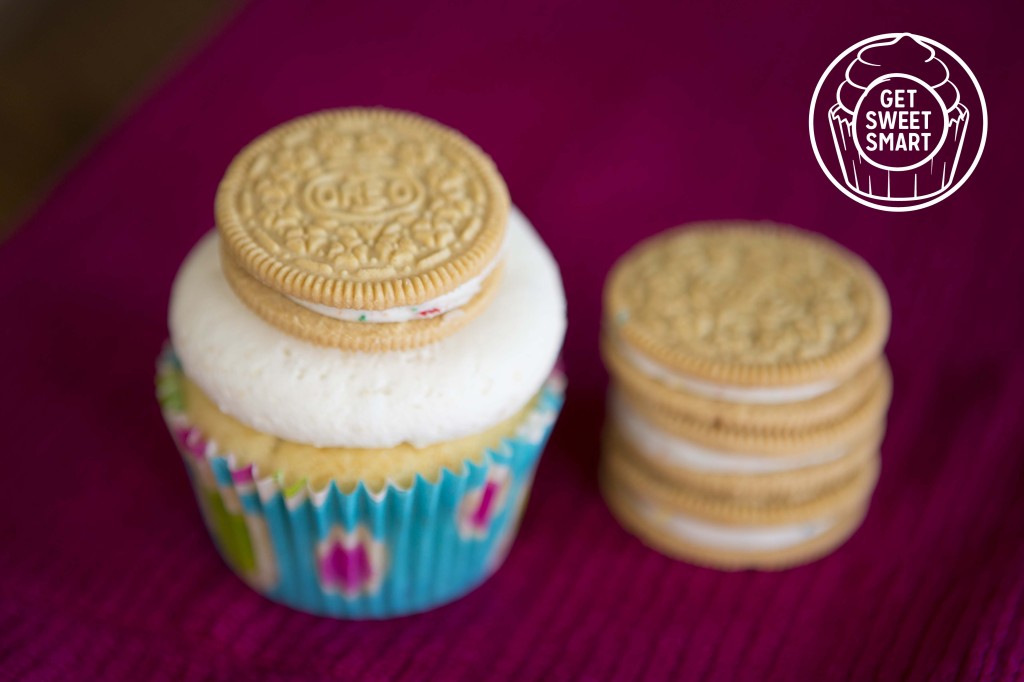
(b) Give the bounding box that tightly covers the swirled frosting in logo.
[215,109,509,309]
[837,34,960,114]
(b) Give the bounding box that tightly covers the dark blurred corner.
[0,0,234,240]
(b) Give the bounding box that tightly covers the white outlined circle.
[809,33,987,212]
[851,73,948,172]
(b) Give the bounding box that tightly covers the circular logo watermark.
[810,33,987,212]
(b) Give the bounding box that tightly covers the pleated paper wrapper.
[156,347,565,619]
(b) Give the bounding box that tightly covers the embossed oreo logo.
[303,171,423,221]
[810,34,987,212]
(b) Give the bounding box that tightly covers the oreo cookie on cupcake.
[158,108,566,618]
[600,223,892,570]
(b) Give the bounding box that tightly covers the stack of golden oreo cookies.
[600,222,892,570]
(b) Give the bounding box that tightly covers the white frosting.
[286,243,505,322]
[632,496,835,551]
[170,206,566,448]
[611,392,848,474]
[615,339,838,404]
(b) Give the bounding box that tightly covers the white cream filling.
[611,392,848,474]
[632,495,835,551]
[286,242,505,323]
[615,338,839,404]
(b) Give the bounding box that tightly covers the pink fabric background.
[2,0,1023,679]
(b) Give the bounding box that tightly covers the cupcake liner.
[157,346,565,619]
[829,102,969,201]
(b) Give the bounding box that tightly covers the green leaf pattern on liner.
[200,488,257,575]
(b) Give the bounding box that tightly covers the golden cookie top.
[215,108,509,310]
[604,222,891,386]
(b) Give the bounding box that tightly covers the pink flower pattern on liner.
[316,527,386,598]
[320,544,373,595]
[174,425,208,459]
[458,466,511,539]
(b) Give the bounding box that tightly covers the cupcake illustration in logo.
[810,34,986,211]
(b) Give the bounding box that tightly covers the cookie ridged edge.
[600,430,880,525]
[607,420,883,502]
[615,357,892,456]
[221,245,503,352]
[601,471,869,571]
[603,335,886,432]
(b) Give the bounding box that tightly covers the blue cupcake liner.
[156,346,565,619]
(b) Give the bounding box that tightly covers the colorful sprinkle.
[231,465,256,484]
[284,478,307,498]
[316,527,386,598]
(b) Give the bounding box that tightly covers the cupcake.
[828,34,970,202]
[158,109,566,618]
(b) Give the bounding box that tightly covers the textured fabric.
[1,0,1022,679]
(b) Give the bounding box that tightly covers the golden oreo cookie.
[600,435,879,570]
[617,357,892,456]
[221,245,503,352]
[603,337,887,432]
[601,429,879,524]
[601,473,869,571]
[604,222,891,390]
[215,108,510,350]
[604,413,883,504]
